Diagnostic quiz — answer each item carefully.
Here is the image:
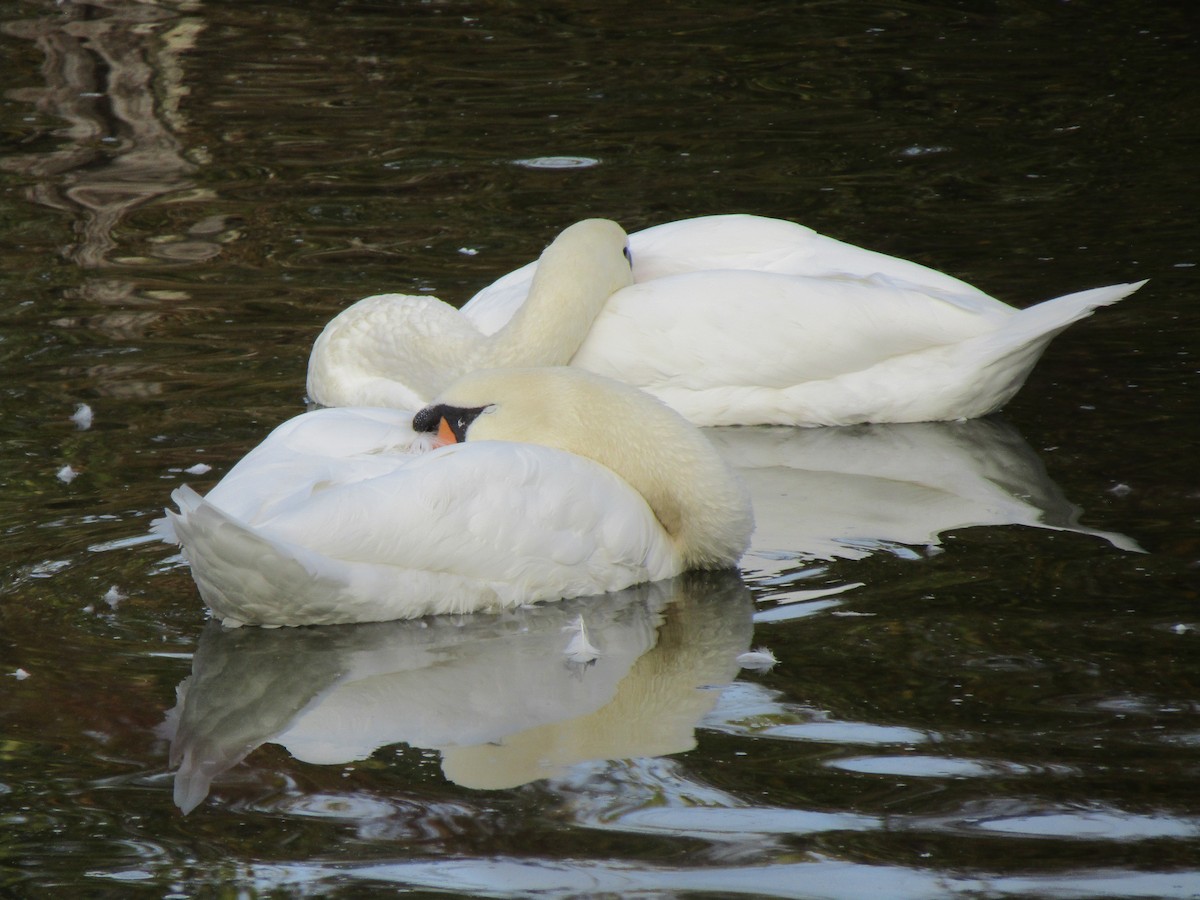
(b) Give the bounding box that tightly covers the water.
[1,0,1198,896]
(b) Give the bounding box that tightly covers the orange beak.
[433,416,458,448]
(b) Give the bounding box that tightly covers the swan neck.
[486,268,609,367]
[484,222,632,368]
[544,387,753,568]
[444,367,752,570]
[635,445,752,570]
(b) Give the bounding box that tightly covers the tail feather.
[948,279,1147,419]
[786,279,1146,425]
[1004,280,1147,342]
[162,487,336,626]
[156,483,507,626]
[973,279,1146,369]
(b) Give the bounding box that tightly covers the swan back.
[460,214,1001,335]
[421,367,753,569]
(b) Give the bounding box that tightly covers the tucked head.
[413,366,664,450]
[413,367,753,569]
[532,218,633,291]
[412,400,491,446]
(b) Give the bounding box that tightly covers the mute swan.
[156,367,753,627]
[308,214,1146,426]
[306,218,633,409]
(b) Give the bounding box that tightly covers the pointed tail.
[1006,280,1147,343]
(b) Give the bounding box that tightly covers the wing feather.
[164,421,680,625]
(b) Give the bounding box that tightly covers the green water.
[1,1,1198,896]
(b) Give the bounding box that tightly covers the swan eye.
[623,245,633,268]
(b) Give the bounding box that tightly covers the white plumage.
[309,214,1145,426]
[156,367,753,627]
[306,218,633,409]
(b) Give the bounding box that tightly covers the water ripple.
[584,805,881,840]
[921,800,1200,841]
[511,156,600,169]
[216,856,1200,899]
[702,682,936,745]
[827,754,1054,779]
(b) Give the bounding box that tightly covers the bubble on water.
[512,156,600,170]
[898,145,951,158]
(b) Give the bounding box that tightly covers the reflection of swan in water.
[715,417,1139,570]
[161,571,753,814]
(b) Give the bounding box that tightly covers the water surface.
[2,1,1198,896]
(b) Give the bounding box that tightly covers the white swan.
[309,214,1146,426]
[306,218,633,409]
[156,367,753,627]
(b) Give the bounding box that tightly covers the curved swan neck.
[484,219,633,368]
[436,367,753,568]
[306,220,631,409]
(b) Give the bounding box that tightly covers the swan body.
[306,218,633,409]
[309,214,1146,426]
[157,367,753,627]
[461,213,995,333]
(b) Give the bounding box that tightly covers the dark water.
[2,0,1198,896]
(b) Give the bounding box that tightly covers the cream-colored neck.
[483,219,633,369]
[449,366,753,570]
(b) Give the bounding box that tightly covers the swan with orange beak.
[157,367,753,627]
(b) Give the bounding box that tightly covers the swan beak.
[435,417,458,447]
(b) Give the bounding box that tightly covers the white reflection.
[704,680,937,746]
[713,416,1140,572]
[2,0,205,268]
[162,571,753,813]
[930,799,1200,841]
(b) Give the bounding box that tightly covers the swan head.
[414,367,753,569]
[527,218,633,298]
